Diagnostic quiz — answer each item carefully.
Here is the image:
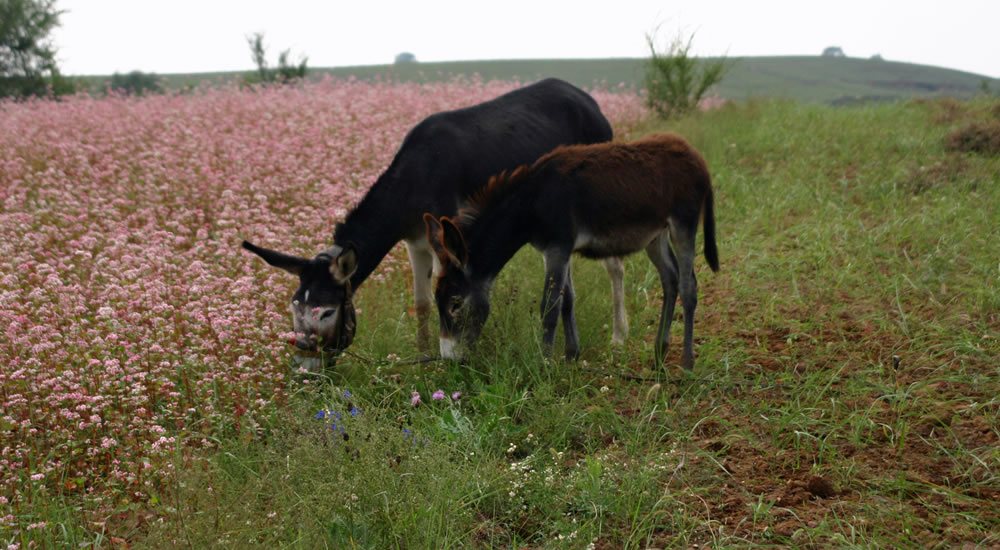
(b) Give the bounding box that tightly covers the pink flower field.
[0,77,646,527]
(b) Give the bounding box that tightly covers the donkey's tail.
[703,187,720,272]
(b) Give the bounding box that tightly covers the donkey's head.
[241,240,358,358]
[423,214,491,360]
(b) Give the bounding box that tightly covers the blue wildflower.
[315,410,326,419]
[343,390,352,399]
[350,407,360,416]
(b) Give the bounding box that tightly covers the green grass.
[128,98,1000,549]
[147,56,1000,104]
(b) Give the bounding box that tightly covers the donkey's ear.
[330,245,358,284]
[424,213,444,249]
[242,240,308,275]
[439,217,468,267]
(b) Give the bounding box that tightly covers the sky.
[51,0,998,78]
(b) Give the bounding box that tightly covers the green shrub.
[243,32,307,86]
[944,121,1000,155]
[642,31,731,119]
[107,70,163,96]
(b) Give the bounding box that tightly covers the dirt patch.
[773,474,839,506]
[953,415,999,449]
[944,122,1000,155]
[904,154,971,194]
[913,97,967,125]
[686,439,852,542]
[472,517,512,547]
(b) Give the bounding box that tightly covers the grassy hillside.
[157,56,999,104]
[139,98,999,548]
[7,74,999,548]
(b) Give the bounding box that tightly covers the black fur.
[243,79,613,355]
[334,78,613,286]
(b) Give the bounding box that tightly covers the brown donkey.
[424,132,719,368]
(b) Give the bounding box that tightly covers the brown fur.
[456,132,715,266]
[425,222,449,283]
[556,132,711,243]
[457,163,535,226]
[426,131,718,365]
[424,216,463,288]
[458,132,710,231]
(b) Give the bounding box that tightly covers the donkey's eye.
[449,299,462,315]
[320,309,336,320]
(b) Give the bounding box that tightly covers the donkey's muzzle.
[330,300,357,354]
[294,336,316,351]
[290,300,357,364]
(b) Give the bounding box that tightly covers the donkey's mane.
[454,160,539,227]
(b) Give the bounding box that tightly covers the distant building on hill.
[822,46,846,57]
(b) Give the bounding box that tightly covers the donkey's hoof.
[655,342,670,361]
[416,336,433,356]
[681,354,695,371]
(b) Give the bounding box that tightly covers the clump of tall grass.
[945,121,1000,155]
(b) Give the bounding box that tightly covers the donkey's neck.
[464,194,537,284]
[332,176,408,289]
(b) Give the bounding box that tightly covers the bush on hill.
[642,31,731,119]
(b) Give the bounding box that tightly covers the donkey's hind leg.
[668,222,699,370]
[540,249,573,358]
[602,257,628,346]
[560,266,580,360]
[405,238,437,355]
[645,234,680,366]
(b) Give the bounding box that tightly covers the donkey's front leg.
[405,239,437,356]
[540,250,572,358]
[602,257,628,345]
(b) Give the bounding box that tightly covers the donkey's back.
[530,132,717,267]
[384,77,614,226]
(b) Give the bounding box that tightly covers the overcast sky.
[51,0,998,78]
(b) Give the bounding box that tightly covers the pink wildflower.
[432,390,445,401]
[0,77,642,514]
[411,392,421,406]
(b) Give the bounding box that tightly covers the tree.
[107,70,162,96]
[643,30,731,119]
[0,0,68,97]
[394,52,417,64]
[822,46,845,57]
[979,78,993,97]
[244,32,307,85]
